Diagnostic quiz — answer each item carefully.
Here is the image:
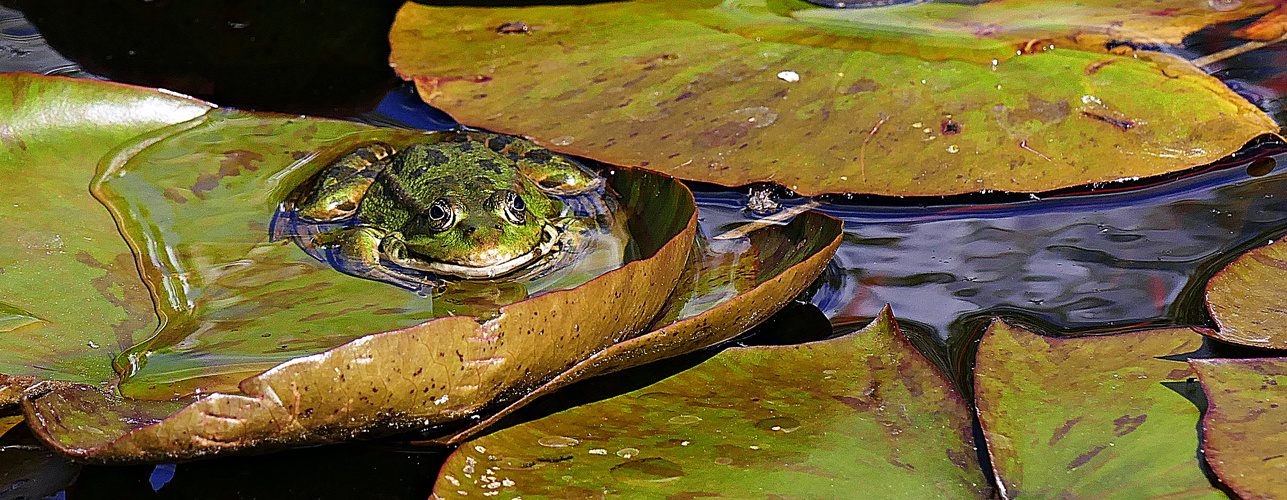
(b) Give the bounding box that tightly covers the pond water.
[7,2,1287,498]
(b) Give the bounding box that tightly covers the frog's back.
[358,140,536,228]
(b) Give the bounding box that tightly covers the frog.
[293,131,603,281]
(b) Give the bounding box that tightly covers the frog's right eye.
[425,198,455,232]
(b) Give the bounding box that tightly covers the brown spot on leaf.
[1112,414,1147,436]
[1086,60,1114,75]
[694,121,752,148]
[162,187,189,204]
[220,150,265,176]
[1067,445,1106,469]
[843,79,880,94]
[1049,416,1082,445]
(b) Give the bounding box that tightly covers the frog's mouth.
[389,224,561,279]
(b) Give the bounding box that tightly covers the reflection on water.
[696,143,1287,342]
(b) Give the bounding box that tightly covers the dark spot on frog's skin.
[485,135,514,152]
[476,159,503,174]
[412,150,451,177]
[525,149,555,162]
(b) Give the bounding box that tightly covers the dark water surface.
[7,2,1287,498]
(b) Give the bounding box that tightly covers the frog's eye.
[502,191,527,225]
[425,198,455,232]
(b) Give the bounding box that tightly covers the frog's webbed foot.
[311,226,427,289]
[296,142,397,221]
[460,130,604,195]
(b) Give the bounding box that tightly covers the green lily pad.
[2,74,842,463]
[974,321,1226,498]
[1204,239,1287,349]
[0,73,210,393]
[388,0,1278,197]
[1191,357,1287,499]
[433,308,989,498]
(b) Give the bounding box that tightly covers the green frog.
[294,131,603,281]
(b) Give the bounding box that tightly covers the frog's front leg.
[296,142,397,221]
[311,226,424,287]
[463,131,603,195]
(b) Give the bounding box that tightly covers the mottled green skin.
[297,132,601,279]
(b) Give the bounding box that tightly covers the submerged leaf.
[1191,357,1287,499]
[1205,239,1287,349]
[974,321,1225,498]
[433,308,989,499]
[389,0,1279,196]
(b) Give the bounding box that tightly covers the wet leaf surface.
[388,0,1279,196]
[0,73,210,392]
[432,308,988,499]
[1191,357,1287,499]
[974,321,1226,498]
[1205,239,1287,349]
[3,74,842,463]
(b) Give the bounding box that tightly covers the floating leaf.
[433,308,989,498]
[388,0,1279,196]
[2,74,841,463]
[1205,239,1287,349]
[0,73,210,393]
[974,321,1225,498]
[1191,357,1287,499]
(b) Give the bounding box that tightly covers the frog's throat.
[390,224,561,279]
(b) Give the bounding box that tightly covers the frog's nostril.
[493,224,502,230]
[463,225,477,236]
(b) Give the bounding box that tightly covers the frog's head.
[362,142,563,279]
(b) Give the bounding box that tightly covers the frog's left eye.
[424,198,455,232]
[502,191,526,225]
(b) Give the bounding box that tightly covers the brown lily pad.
[431,307,990,499]
[1205,239,1287,349]
[1191,357,1287,499]
[388,0,1279,196]
[975,321,1226,498]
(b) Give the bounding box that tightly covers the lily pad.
[974,321,1225,498]
[1,74,842,463]
[432,308,989,499]
[388,0,1279,196]
[1204,239,1287,349]
[0,73,210,394]
[1191,357,1287,499]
